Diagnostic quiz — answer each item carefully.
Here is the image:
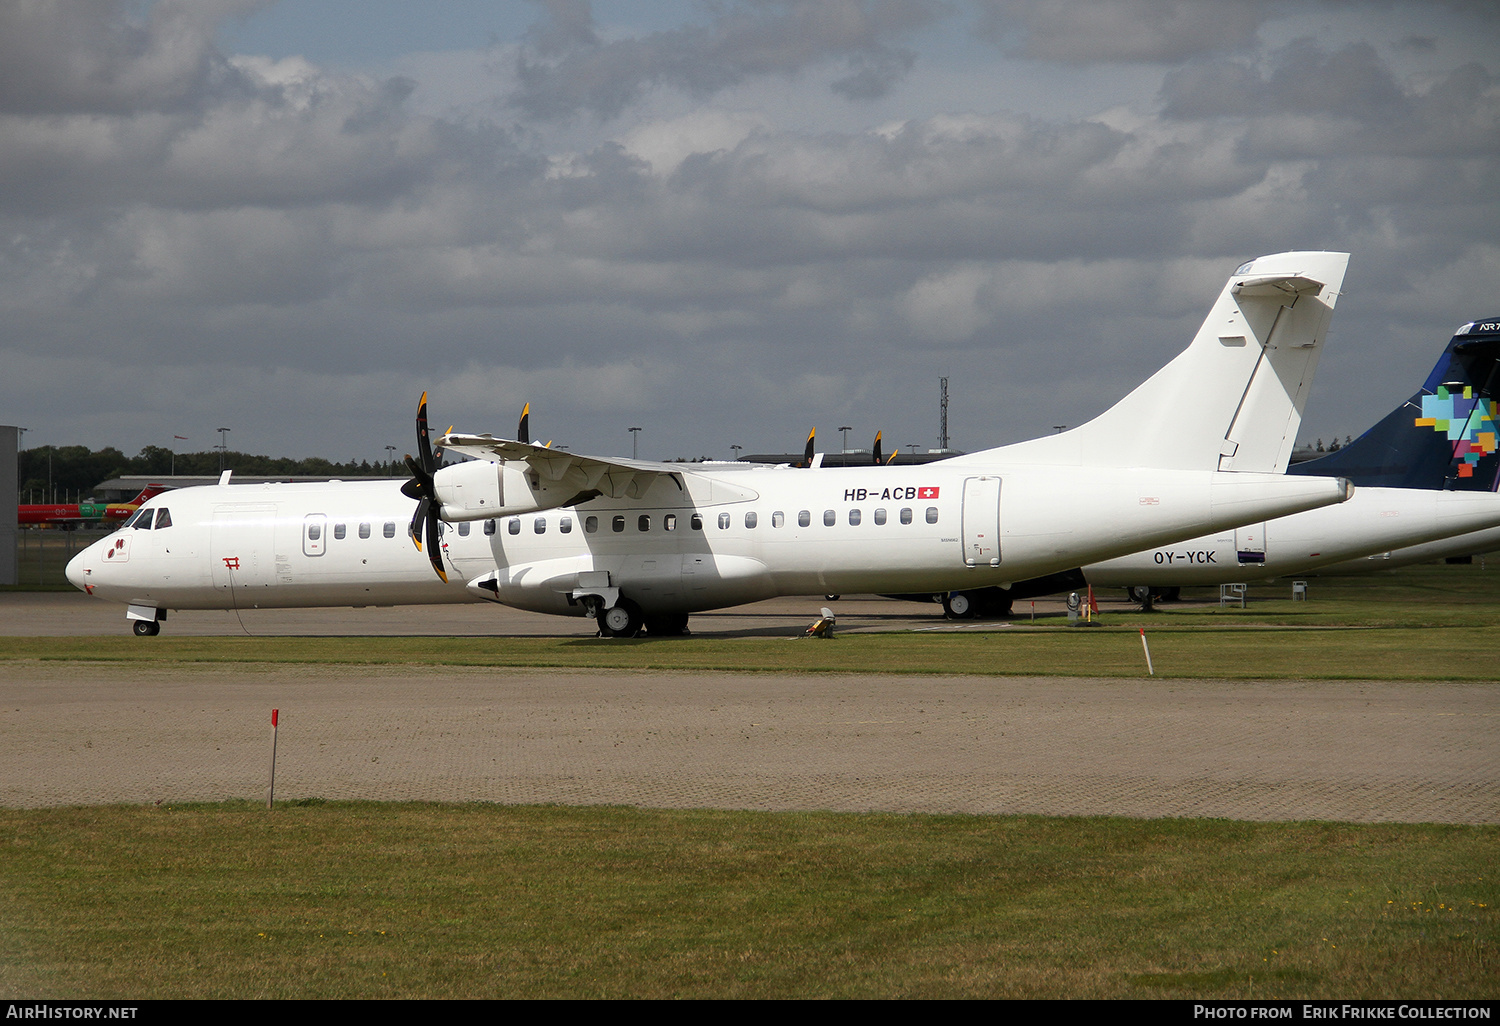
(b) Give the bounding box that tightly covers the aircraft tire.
[598,599,643,639]
[981,593,1014,619]
[644,613,690,637]
[943,591,976,619]
[132,619,160,637]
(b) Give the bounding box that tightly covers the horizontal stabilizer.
[1231,274,1326,300]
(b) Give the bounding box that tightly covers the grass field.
[1,803,1494,1000]
[3,624,1500,680]
[1,562,1496,999]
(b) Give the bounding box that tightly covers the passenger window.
[926,507,939,524]
[798,510,810,527]
[718,512,730,529]
[638,515,651,532]
[664,514,676,531]
[613,515,626,533]
[507,518,521,536]
[848,509,861,526]
[585,516,599,533]
[559,517,572,534]
[874,508,887,525]
[823,510,836,526]
[483,519,496,536]
[900,508,913,525]
[332,521,345,539]
[307,524,321,541]
[457,522,470,537]
[154,509,173,530]
[383,521,397,538]
[534,518,546,534]
[690,513,703,531]
[744,512,758,529]
[771,511,784,528]
[359,522,372,539]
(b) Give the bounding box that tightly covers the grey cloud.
[0,0,267,115]
[1163,40,1405,120]
[1162,41,1500,161]
[973,0,1271,64]
[510,0,944,121]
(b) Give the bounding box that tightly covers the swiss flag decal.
[918,486,939,499]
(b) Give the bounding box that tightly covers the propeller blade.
[402,393,450,580]
[400,454,428,499]
[408,496,427,551]
[425,501,448,582]
[517,402,530,444]
[802,428,815,469]
[872,430,883,466]
[414,391,434,475]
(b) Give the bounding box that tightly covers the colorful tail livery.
[1289,318,1500,491]
[19,483,171,527]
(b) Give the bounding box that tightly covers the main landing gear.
[593,598,690,638]
[942,589,1014,620]
[132,619,160,637]
[1128,586,1180,611]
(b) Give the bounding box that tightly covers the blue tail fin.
[1290,318,1500,490]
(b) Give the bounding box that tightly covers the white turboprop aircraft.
[67,251,1356,636]
[932,316,1500,614]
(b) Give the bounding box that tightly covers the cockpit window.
[154,509,172,530]
[123,509,149,529]
[131,509,153,530]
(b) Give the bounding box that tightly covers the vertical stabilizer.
[1290,318,1500,491]
[969,251,1348,471]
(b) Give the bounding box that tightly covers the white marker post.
[267,708,279,810]
[1139,629,1154,676]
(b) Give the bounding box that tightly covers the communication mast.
[939,377,950,451]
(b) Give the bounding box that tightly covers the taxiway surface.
[2,593,1495,822]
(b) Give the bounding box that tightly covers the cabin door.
[961,476,1002,567]
[1235,523,1267,565]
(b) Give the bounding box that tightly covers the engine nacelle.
[433,460,590,520]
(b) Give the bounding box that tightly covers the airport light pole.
[839,426,852,452]
[217,427,231,472]
[629,426,642,459]
[385,445,396,475]
[730,444,742,461]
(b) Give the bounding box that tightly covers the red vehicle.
[18,485,170,528]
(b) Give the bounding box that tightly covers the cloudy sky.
[3,0,1497,465]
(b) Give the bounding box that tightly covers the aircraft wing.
[437,433,684,501]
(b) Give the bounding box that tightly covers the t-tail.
[956,251,1349,473]
[1289,317,1500,491]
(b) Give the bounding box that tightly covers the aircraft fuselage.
[68,462,1350,623]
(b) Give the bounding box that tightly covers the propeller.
[801,428,815,468]
[517,402,530,444]
[872,430,883,466]
[399,391,449,582]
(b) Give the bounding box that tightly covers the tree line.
[17,445,403,502]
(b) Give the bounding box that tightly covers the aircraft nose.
[65,546,92,593]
